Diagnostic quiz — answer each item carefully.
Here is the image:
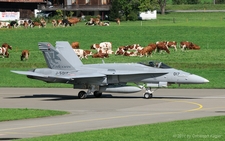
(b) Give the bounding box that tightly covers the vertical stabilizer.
[38,42,76,70]
[55,41,83,68]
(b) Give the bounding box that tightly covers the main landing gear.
[77,90,102,99]
[78,91,87,99]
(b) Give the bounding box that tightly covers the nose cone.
[186,74,209,84]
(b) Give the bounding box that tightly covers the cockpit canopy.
[138,61,171,69]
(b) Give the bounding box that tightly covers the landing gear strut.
[77,85,103,99]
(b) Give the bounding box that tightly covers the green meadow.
[1,12,225,88]
[17,115,225,141]
[0,108,68,122]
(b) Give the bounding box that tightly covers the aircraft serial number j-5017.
[11,41,209,99]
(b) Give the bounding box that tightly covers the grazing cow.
[68,17,80,25]
[40,18,47,27]
[115,18,120,25]
[52,19,57,27]
[62,19,72,27]
[0,21,10,28]
[180,41,192,51]
[73,49,88,59]
[57,19,63,27]
[21,50,29,61]
[189,43,200,50]
[90,18,100,25]
[10,21,19,28]
[155,41,170,54]
[138,45,156,57]
[31,20,46,28]
[180,41,200,50]
[90,42,113,54]
[166,41,177,51]
[23,21,29,29]
[1,43,12,58]
[71,42,79,49]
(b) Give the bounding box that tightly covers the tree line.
[109,0,224,21]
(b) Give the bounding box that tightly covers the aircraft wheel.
[78,91,87,99]
[94,91,102,98]
[144,93,152,99]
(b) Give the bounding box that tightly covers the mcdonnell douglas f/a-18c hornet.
[11,41,209,99]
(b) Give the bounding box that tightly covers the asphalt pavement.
[0,88,224,140]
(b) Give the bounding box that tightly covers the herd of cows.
[0,19,47,28]
[0,16,119,29]
[0,40,200,60]
[71,41,200,60]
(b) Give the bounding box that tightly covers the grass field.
[17,115,225,141]
[1,12,225,88]
[0,108,68,122]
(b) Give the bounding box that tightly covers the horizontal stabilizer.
[11,70,48,78]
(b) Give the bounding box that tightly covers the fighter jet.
[11,41,209,99]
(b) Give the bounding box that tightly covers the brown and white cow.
[180,41,200,50]
[1,43,12,58]
[68,17,80,26]
[57,19,63,27]
[21,50,29,61]
[166,41,177,51]
[89,18,100,25]
[90,42,113,54]
[0,21,10,28]
[73,49,88,59]
[52,19,57,27]
[180,41,192,51]
[138,45,156,57]
[155,41,170,54]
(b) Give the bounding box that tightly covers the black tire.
[144,93,152,99]
[78,91,87,99]
[94,91,102,98]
